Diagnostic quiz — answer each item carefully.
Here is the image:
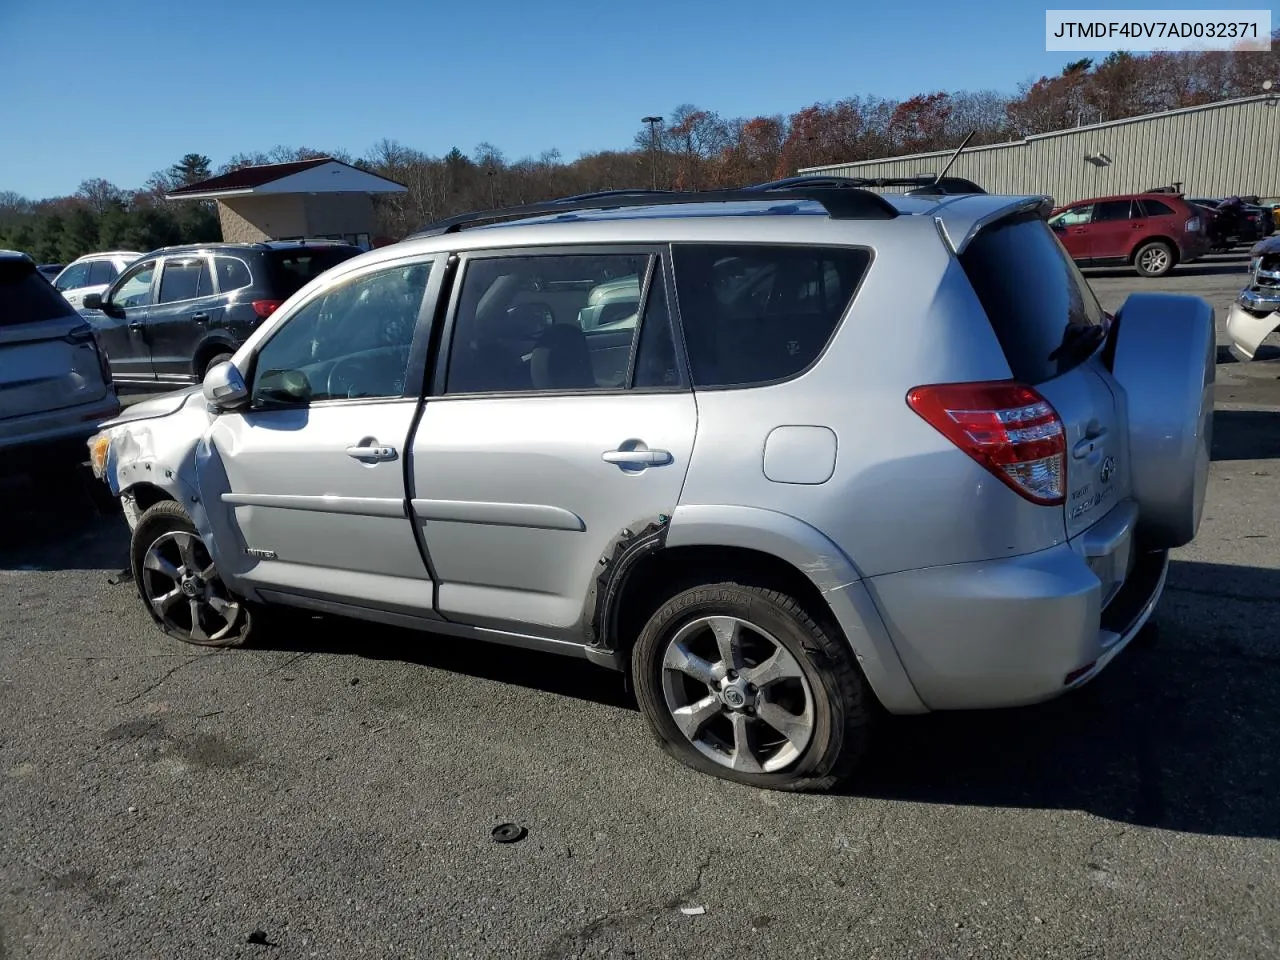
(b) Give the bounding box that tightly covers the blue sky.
[0,0,1272,198]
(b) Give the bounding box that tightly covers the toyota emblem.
[1099,455,1116,484]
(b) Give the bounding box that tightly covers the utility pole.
[642,116,663,190]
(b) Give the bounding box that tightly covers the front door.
[149,255,222,385]
[1051,204,1094,261]
[410,248,696,642]
[202,256,442,616]
[88,257,158,384]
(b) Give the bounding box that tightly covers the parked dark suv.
[81,240,362,389]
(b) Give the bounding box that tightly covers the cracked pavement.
[0,261,1277,958]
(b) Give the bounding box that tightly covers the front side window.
[1054,205,1093,227]
[250,261,431,407]
[445,252,657,395]
[671,244,871,388]
[54,262,91,291]
[158,257,212,304]
[110,260,157,308]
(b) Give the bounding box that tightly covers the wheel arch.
[191,336,239,380]
[1130,234,1180,265]
[596,504,927,714]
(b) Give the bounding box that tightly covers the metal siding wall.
[805,98,1280,205]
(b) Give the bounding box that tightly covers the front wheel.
[1134,240,1175,277]
[130,500,252,647]
[631,583,871,791]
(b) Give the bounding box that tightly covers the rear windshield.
[958,213,1106,385]
[268,247,362,297]
[0,259,75,326]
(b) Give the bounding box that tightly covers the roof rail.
[409,184,900,238]
[787,173,987,195]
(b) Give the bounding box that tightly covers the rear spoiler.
[934,196,1056,255]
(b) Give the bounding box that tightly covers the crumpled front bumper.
[1226,300,1280,361]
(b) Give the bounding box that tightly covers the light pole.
[642,116,663,190]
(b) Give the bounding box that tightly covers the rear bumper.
[1181,233,1212,261]
[865,503,1166,710]
[0,393,121,464]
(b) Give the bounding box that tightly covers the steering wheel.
[327,354,391,399]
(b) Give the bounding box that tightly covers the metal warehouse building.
[799,94,1280,206]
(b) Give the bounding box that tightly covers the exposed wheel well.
[193,342,235,379]
[610,544,841,658]
[125,482,174,513]
[1131,235,1179,264]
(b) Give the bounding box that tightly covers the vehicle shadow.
[1211,408,1280,461]
[0,467,128,571]
[852,556,1280,841]
[245,556,1280,839]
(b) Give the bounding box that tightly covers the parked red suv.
[1047,192,1211,277]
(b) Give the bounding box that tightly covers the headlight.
[88,432,111,478]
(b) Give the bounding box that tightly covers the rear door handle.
[603,447,672,466]
[192,313,210,324]
[346,439,398,463]
[1073,428,1108,459]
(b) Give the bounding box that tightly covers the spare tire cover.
[1108,292,1215,549]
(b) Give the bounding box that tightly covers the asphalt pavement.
[0,254,1277,959]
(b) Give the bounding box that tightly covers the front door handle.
[128,321,145,333]
[346,438,398,463]
[603,447,672,467]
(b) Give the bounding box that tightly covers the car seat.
[530,324,596,390]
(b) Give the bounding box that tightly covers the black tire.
[201,352,234,379]
[1133,240,1175,278]
[631,582,870,792]
[130,499,252,648]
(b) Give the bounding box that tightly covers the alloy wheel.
[660,615,815,773]
[140,531,242,644]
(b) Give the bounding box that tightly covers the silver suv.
[1,251,120,466]
[87,183,1215,791]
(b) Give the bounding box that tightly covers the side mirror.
[82,293,104,310]
[202,360,250,411]
[252,368,312,407]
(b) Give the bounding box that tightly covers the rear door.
[959,213,1131,555]
[410,247,696,642]
[149,255,220,385]
[0,258,110,420]
[1086,199,1135,260]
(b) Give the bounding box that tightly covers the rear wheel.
[1134,240,1175,277]
[130,500,251,647]
[631,582,870,791]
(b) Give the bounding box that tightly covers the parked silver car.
[52,251,143,311]
[0,250,120,466]
[87,184,1215,791]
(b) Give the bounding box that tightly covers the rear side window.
[1140,199,1175,217]
[671,244,870,388]
[268,248,361,298]
[158,258,212,303]
[1092,200,1133,221]
[214,256,253,292]
[0,259,74,325]
[958,213,1106,385]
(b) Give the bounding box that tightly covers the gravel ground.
[0,256,1277,960]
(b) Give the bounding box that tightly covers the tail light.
[1185,216,1201,233]
[66,324,113,386]
[251,299,283,319]
[906,381,1066,505]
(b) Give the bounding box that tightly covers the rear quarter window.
[0,259,75,325]
[671,244,871,388]
[958,213,1106,385]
